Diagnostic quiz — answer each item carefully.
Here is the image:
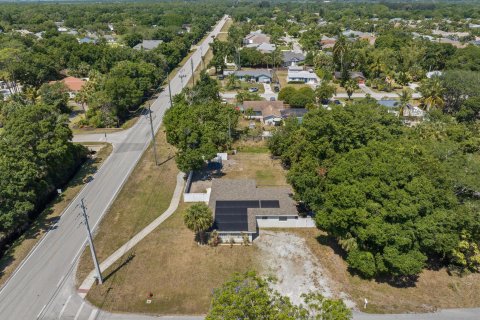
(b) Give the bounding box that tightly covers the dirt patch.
[255,230,356,308]
[288,228,480,314]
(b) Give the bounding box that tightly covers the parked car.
[217,75,224,80]
[270,97,276,101]
[273,85,280,92]
[248,87,258,93]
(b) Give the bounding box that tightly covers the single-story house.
[287,67,319,84]
[78,37,97,44]
[133,40,163,51]
[282,51,305,67]
[320,35,337,49]
[50,76,86,99]
[334,71,366,84]
[243,100,285,125]
[245,42,276,54]
[243,30,270,45]
[208,179,312,243]
[224,69,272,83]
[280,108,308,121]
[342,30,376,45]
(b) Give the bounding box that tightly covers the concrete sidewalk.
[78,172,185,298]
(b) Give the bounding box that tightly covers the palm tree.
[397,88,412,117]
[418,77,444,111]
[333,36,348,72]
[344,79,358,100]
[183,203,213,244]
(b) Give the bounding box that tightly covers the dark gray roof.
[208,179,297,233]
[282,51,305,62]
[133,40,163,50]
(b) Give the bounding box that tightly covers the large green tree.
[207,271,351,320]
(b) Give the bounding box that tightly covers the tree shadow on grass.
[315,233,418,288]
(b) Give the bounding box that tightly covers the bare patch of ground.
[288,228,480,314]
[255,230,356,308]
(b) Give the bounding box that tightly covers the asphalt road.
[0,15,229,320]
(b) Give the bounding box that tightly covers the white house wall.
[256,216,316,228]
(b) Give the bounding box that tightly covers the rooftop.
[243,100,285,118]
[208,179,297,233]
[133,40,163,51]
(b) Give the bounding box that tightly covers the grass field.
[0,143,112,287]
[222,151,288,187]
[288,228,480,314]
[84,202,259,315]
[76,129,178,283]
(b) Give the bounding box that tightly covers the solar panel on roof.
[216,200,260,208]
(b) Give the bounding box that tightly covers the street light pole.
[80,199,103,285]
[148,102,159,166]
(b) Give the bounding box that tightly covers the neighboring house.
[246,42,276,54]
[342,30,376,45]
[282,51,305,67]
[320,35,336,49]
[66,30,79,36]
[224,69,272,83]
[287,67,319,85]
[104,35,116,44]
[280,108,308,121]
[377,100,400,116]
[57,27,69,32]
[243,30,270,45]
[403,104,425,122]
[208,179,313,243]
[78,37,97,44]
[50,76,86,99]
[334,71,366,84]
[243,100,285,125]
[182,24,192,33]
[133,40,163,51]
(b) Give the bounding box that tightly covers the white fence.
[256,216,316,228]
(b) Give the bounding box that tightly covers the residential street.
[0,15,229,320]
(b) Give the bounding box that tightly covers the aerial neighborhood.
[1,1,480,320]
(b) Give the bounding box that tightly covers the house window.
[279,217,287,221]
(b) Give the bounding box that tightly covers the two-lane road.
[0,15,229,320]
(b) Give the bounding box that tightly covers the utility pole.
[80,199,103,285]
[148,103,159,166]
[167,73,173,107]
[190,58,195,85]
